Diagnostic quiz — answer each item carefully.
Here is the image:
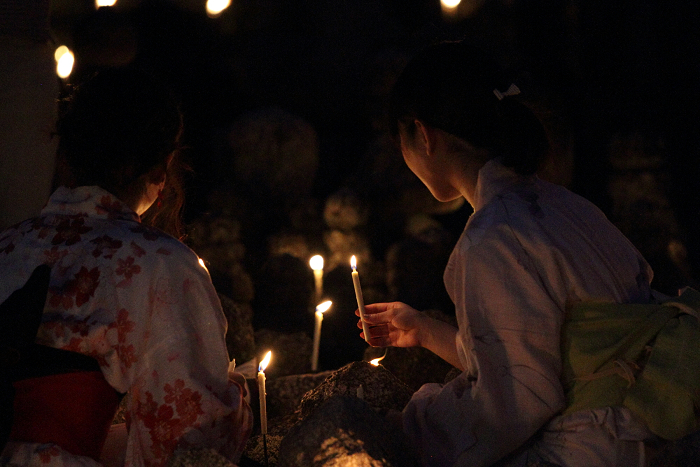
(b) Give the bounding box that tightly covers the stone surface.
[267,371,333,419]
[219,293,256,365]
[167,448,237,467]
[299,361,413,419]
[363,345,457,393]
[278,395,418,467]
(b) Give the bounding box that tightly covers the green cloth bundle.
[561,287,700,440]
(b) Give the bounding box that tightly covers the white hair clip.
[493,83,521,100]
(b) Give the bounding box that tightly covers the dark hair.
[55,67,186,238]
[389,41,549,175]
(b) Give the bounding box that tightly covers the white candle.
[257,351,272,435]
[311,300,332,371]
[309,255,324,302]
[350,255,370,343]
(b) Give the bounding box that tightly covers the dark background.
[48,0,700,294]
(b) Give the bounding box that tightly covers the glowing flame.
[441,0,461,8]
[198,257,208,272]
[206,0,231,17]
[316,300,332,314]
[309,255,324,271]
[370,349,388,366]
[55,46,74,79]
[350,255,357,271]
[258,351,272,373]
[95,0,117,7]
[370,355,385,366]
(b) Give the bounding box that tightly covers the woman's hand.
[356,302,425,348]
[356,302,464,371]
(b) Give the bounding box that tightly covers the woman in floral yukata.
[357,42,657,466]
[0,68,252,466]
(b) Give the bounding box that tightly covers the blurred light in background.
[441,0,461,9]
[54,45,74,79]
[95,0,117,7]
[206,0,231,18]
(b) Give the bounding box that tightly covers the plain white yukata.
[402,160,655,467]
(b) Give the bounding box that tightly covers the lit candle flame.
[258,351,272,373]
[370,355,385,366]
[95,0,117,7]
[54,46,74,79]
[441,0,461,8]
[316,300,332,314]
[198,257,208,272]
[350,255,357,271]
[309,255,324,271]
[206,0,231,17]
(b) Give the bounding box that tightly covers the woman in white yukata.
[0,68,252,466]
[357,41,657,467]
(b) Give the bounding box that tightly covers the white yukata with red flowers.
[0,186,252,467]
[402,160,656,467]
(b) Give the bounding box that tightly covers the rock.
[267,371,333,419]
[228,107,319,202]
[243,433,284,467]
[219,293,256,365]
[278,395,418,467]
[299,361,413,419]
[363,345,457,392]
[167,447,236,467]
[323,187,368,232]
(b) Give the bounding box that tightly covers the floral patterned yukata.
[402,160,655,467]
[0,186,252,467]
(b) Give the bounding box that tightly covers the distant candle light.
[311,300,332,371]
[441,0,461,8]
[198,257,208,272]
[54,46,74,79]
[206,0,231,17]
[309,255,324,302]
[95,0,117,7]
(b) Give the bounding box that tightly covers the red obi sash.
[11,371,120,461]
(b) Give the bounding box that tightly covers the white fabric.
[402,160,654,467]
[0,186,252,467]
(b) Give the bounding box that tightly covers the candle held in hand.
[311,300,332,371]
[351,255,370,342]
[257,351,272,435]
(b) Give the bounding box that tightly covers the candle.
[311,300,332,371]
[350,255,370,343]
[257,351,272,435]
[309,255,324,303]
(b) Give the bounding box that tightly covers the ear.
[414,119,438,157]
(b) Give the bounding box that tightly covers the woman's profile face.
[398,123,454,203]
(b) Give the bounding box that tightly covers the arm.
[357,303,463,371]
[393,229,566,467]
[123,249,252,465]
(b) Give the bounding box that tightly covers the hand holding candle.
[311,300,332,371]
[351,255,370,342]
[257,351,272,435]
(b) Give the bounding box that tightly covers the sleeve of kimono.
[402,228,565,467]
[123,248,253,466]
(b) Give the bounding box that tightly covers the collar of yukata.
[42,186,141,223]
[471,158,536,212]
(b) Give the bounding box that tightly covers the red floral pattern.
[0,186,252,467]
[51,216,92,246]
